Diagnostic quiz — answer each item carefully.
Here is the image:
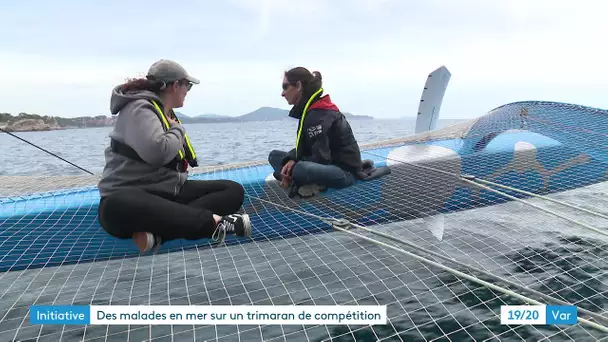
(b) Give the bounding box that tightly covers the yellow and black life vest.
[295,87,324,157]
[111,100,198,171]
[150,100,198,167]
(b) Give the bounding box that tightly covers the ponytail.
[285,67,323,98]
[120,78,166,93]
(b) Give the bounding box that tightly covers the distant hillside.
[343,112,374,120]
[177,107,374,123]
[175,112,236,123]
[0,106,373,132]
[239,107,288,122]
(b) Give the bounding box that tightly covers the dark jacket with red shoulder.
[281,93,364,176]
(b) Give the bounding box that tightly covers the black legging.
[98,180,245,242]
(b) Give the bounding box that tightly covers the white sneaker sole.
[133,232,154,253]
[241,214,252,237]
[298,184,325,197]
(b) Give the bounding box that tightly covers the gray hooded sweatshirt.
[97,85,189,198]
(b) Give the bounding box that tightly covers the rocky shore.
[0,118,62,132]
[0,113,117,132]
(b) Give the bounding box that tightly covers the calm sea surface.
[0,119,464,176]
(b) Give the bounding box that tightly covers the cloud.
[0,0,606,119]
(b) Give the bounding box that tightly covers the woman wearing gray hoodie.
[97,59,251,253]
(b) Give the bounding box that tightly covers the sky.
[0,0,606,119]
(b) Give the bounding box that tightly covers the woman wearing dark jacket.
[268,67,388,197]
[97,59,251,253]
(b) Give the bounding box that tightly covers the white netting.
[1,100,607,341]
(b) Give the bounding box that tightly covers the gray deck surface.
[1,179,607,341]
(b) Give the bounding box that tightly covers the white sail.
[415,65,451,134]
[415,65,451,240]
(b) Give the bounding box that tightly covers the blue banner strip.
[30,305,90,325]
[546,305,577,325]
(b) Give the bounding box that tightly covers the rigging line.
[363,147,607,219]
[345,220,608,326]
[328,222,608,333]
[245,194,339,223]
[528,115,608,139]
[245,193,608,329]
[361,150,608,235]
[246,192,608,327]
[0,127,95,175]
[461,177,608,238]
[465,176,608,220]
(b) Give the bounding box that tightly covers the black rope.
[0,127,95,175]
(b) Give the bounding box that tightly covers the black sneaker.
[287,184,300,198]
[212,214,252,243]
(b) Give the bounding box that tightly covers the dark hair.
[120,77,189,93]
[285,67,323,98]
[120,78,166,93]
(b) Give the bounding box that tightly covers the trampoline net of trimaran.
[0,100,607,341]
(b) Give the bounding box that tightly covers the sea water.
[0,119,464,176]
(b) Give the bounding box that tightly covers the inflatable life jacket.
[111,100,198,172]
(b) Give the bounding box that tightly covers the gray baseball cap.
[146,59,200,84]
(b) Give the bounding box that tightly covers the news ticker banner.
[29,304,577,326]
[30,305,387,325]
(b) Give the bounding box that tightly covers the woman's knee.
[268,149,282,160]
[98,189,148,237]
[224,180,245,204]
[233,180,245,198]
[291,162,312,185]
[98,194,133,239]
[268,150,286,166]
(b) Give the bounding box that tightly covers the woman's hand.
[166,116,179,126]
[281,160,295,178]
[280,160,296,188]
